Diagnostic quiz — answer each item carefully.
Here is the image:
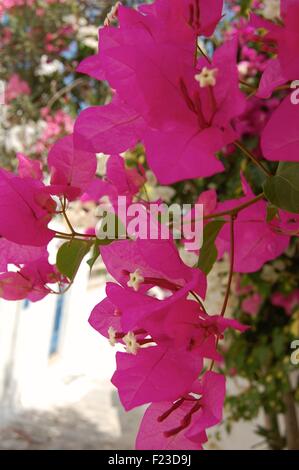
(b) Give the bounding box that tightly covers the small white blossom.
[123,331,140,355]
[127,269,144,292]
[108,326,117,346]
[263,0,280,20]
[146,170,158,187]
[96,153,109,176]
[195,67,218,88]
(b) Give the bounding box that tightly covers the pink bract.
[47,134,97,200]
[17,153,43,180]
[261,95,299,163]
[0,168,55,247]
[216,175,290,272]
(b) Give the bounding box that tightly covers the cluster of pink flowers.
[0,27,13,48]
[0,0,35,16]
[34,108,74,155]
[271,290,299,316]
[88,236,248,448]
[0,0,63,16]
[1,0,299,450]
[44,25,74,53]
[4,74,31,103]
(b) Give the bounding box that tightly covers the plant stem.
[189,290,208,314]
[209,215,235,371]
[234,140,272,177]
[220,214,235,317]
[55,230,96,242]
[203,193,264,221]
[56,197,97,240]
[264,411,285,450]
[239,79,256,91]
[284,382,299,450]
[196,44,212,64]
[62,209,75,235]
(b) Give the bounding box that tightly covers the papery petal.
[136,401,206,450]
[0,169,54,246]
[89,295,122,337]
[17,153,43,180]
[48,134,97,199]
[74,98,145,155]
[112,345,203,410]
[257,59,287,99]
[261,95,299,162]
[0,238,47,272]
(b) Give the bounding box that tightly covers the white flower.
[145,170,176,202]
[195,67,218,87]
[63,14,77,26]
[123,331,140,355]
[3,121,44,153]
[96,153,109,176]
[127,269,144,292]
[146,170,158,187]
[154,186,176,203]
[36,55,64,76]
[77,25,99,50]
[263,0,280,20]
[238,61,250,76]
[108,326,117,346]
[77,25,99,38]
[81,37,98,50]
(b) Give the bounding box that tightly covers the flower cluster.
[0,0,64,17]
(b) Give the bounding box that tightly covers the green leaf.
[263,162,299,214]
[266,204,278,222]
[87,240,101,271]
[272,330,285,358]
[197,220,226,274]
[56,239,92,281]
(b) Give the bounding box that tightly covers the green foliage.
[263,162,299,214]
[197,220,225,274]
[221,245,299,440]
[56,239,92,281]
[86,240,102,271]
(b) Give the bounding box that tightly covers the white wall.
[0,260,116,419]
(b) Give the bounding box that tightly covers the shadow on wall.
[0,390,143,450]
[111,390,143,450]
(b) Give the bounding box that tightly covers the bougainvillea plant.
[1,0,299,450]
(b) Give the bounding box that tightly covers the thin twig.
[220,214,235,318]
[210,214,236,371]
[197,44,212,64]
[235,140,272,177]
[48,78,85,109]
[189,290,208,315]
